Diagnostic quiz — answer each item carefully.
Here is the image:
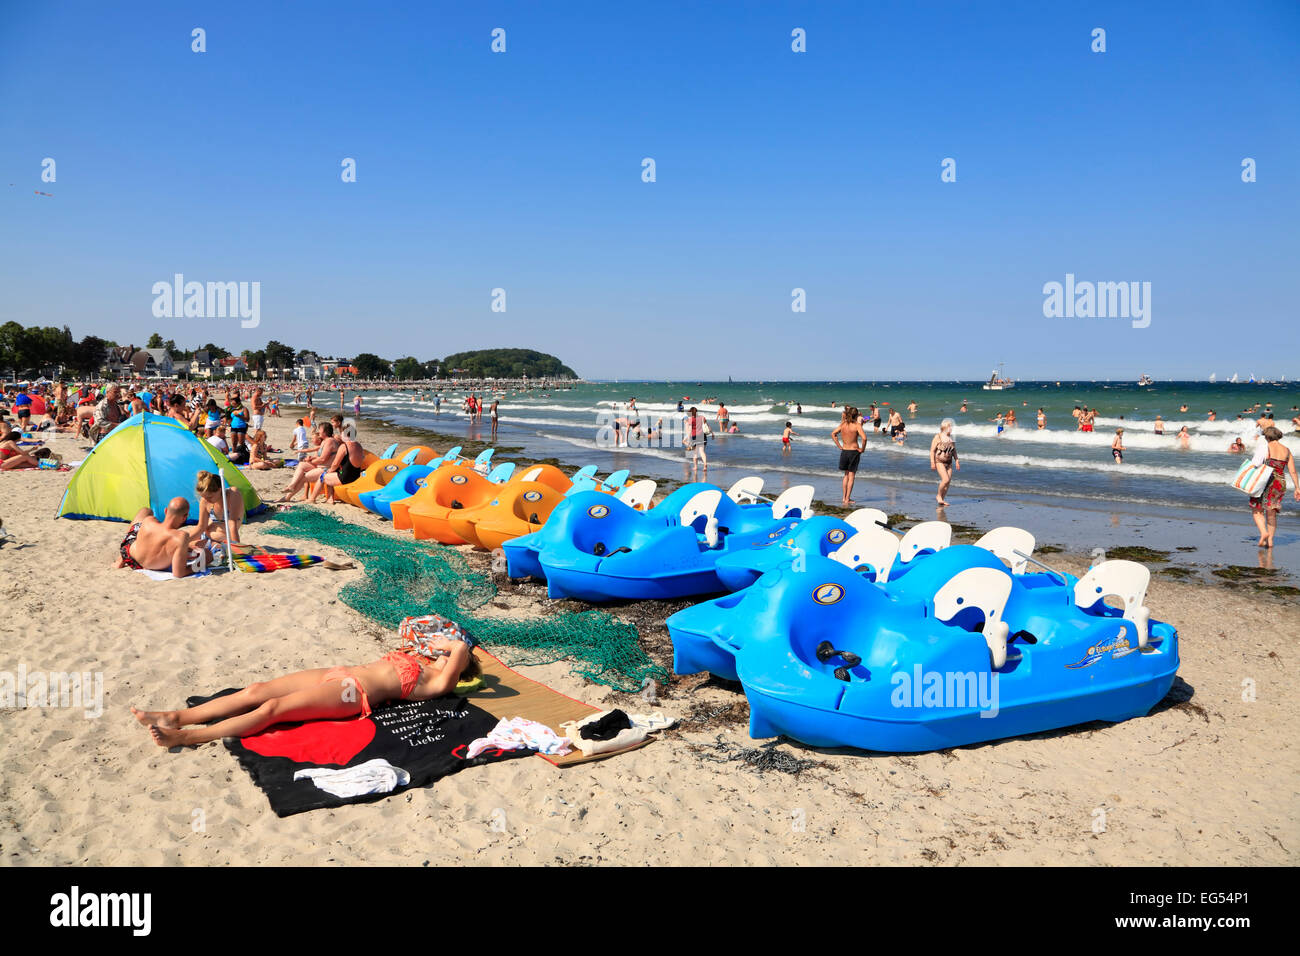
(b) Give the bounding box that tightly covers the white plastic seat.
[845,508,890,533]
[726,476,765,504]
[830,526,901,583]
[975,527,1036,575]
[679,489,723,530]
[771,484,815,520]
[618,479,657,511]
[932,567,1013,669]
[1073,560,1152,648]
[897,521,952,564]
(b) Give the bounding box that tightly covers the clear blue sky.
[2,1,1297,380]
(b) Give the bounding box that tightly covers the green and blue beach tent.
[57,412,264,523]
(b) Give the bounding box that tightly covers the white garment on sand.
[293,758,411,798]
[559,710,677,757]
[466,717,572,759]
[630,712,677,733]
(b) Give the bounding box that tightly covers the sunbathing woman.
[193,470,246,550]
[132,635,482,747]
[0,431,43,470]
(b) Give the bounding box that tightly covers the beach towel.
[134,567,211,581]
[186,689,526,816]
[231,552,325,573]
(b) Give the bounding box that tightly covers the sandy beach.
[1,410,1297,867]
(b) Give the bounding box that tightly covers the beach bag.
[1231,459,1272,498]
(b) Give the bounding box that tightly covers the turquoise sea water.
[352,379,1300,572]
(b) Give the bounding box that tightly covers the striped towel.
[232,552,325,573]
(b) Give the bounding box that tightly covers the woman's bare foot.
[132,706,179,729]
[149,724,191,747]
[936,497,947,505]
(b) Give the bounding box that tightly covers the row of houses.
[101,348,350,380]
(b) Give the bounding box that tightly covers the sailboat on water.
[1209,373,1217,384]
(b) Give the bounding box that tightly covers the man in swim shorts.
[113,498,199,577]
[832,406,866,507]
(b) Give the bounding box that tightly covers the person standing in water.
[1112,428,1125,464]
[781,421,797,454]
[489,400,499,440]
[1036,408,1046,429]
[683,406,709,478]
[1250,425,1299,548]
[831,405,866,507]
[930,418,959,505]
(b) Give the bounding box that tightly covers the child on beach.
[132,638,482,747]
[781,421,797,453]
[1112,428,1125,464]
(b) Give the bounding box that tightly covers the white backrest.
[932,567,1013,669]
[975,527,1036,575]
[618,479,657,511]
[521,466,544,482]
[1074,560,1152,648]
[679,489,723,529]
[830,526,901,583]
[845,508,890,533]
[726,476,765,504]
[898,521,952,564]
[772,484,815,520]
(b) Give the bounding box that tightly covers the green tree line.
[2,320,576,382]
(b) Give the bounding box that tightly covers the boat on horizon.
[1138,374,1153,387]
[982,364,1015,391]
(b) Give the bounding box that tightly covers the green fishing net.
[264,508,667,692]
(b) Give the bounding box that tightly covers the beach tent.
[57,412,264,523]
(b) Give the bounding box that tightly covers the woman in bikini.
[194,470,247,549]
[930,418,960,505]
[1250,425,1299,548]
[132,635,482,748]
[0,430,46,470]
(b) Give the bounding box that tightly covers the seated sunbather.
[246,429,278,471]
[277,423,339,501]
[313,435,367,503]
[112,498,200,577]
[132,635,482,747]
[193,470,246,549]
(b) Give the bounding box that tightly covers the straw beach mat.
[467,648,651,767]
